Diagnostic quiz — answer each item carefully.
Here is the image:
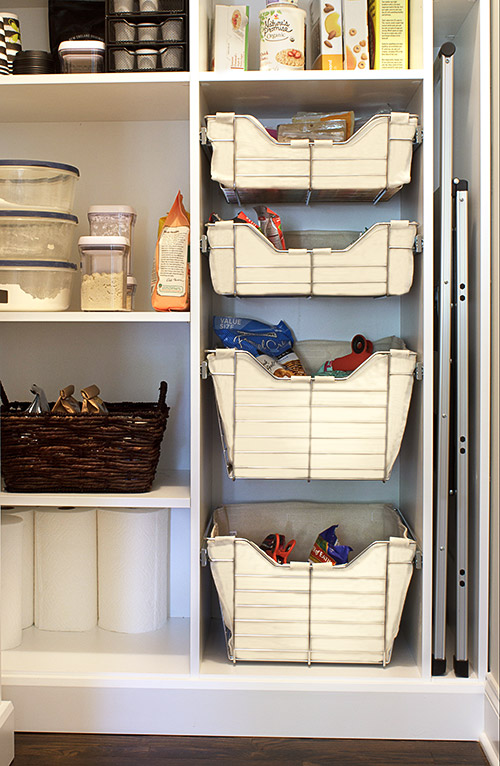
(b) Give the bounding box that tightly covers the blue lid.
[0,260,77,269]
[0,160,80,177]
[0,210,78,223]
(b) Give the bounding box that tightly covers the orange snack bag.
[151,191,190,311]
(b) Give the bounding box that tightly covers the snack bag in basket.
[254,205,286,249]
[151,191,190,311]
[51,384,80,414]
[24,384,50,415]
[213,316,306,376]
[81,384,108,414]
[309,525,352,565]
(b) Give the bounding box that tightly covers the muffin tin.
[105,0,187,72]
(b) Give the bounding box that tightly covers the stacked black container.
[105,0,187,73]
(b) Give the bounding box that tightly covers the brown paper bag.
[51,384,80,414]
[81,384,108,414]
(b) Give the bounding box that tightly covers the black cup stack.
[13,50,56,74]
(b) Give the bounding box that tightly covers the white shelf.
[200,70,426,82]
[200,73,424,117]
[0,74,190,123]
[0,311,190,322]
[1,619,190,679]
[200,621,422,681]
[0,469,190,509]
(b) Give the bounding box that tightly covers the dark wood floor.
[11,733,490,765]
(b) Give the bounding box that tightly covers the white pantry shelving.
[0,468,190,509]
[0,312,190,322]
[0,0,493,755]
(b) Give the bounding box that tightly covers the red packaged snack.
[331,334,373,371]
[254,205,286,249]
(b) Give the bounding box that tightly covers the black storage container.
[105,0,187,72]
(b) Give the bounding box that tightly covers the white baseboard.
[0,702,14,766]
[2,679,486,739]
[480,673,500,766]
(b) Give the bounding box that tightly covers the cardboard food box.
[342,0,370,70]
[212,5,249,71]
[311,0,343,70]
[368,0,408,69]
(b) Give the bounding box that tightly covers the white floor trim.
[480,673,500,766]
[2,679,486,740]
[0,701,14,766]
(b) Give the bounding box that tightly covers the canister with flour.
[259,0,306,71]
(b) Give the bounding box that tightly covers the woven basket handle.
[158,381,168,410]
[0,381,10,409]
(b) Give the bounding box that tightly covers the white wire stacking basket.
[203,112,421,205]
[205,219,419,297]
[206,341,417,481]
[205,501,417,665]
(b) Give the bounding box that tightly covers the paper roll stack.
[4,506,34,628]
[1,514,24,649]
[97,508,169,633]
[35,508,98,631]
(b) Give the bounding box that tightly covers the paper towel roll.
[35,508,97,631]
[97,508,169,633]
[4,507,34,628]
[1,514,24,650]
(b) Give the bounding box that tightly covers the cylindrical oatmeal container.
[259,0,306,71]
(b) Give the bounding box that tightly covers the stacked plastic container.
[0,159,80,311]
[105,0,188,72]
[78,206,137,311]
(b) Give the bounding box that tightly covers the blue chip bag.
[309,525,352,565]
[213,317,295,358]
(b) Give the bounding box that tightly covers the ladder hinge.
[200,548,208,567]
[414,234,423,253]
[200,127,208,145]
[414,363,424,381]
[415,550,423,569]
[413,126,423,146]
[200,234,208,254]
[200,360,208,379]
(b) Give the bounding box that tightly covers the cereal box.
[310,0,344,71]
[342,0,370,70]
[368,0,408,69]
[212,5,249,71]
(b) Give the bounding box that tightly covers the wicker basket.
[0,382,169,493]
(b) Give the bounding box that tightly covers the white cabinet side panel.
[453,0,491,679]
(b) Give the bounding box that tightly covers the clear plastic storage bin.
[88,205,136,272]
[78,235,129,311]
[0,160,79,213]
[58,40,105,73]
[0,210,78,263]
[126,275,137,310]
[0,259,76,311]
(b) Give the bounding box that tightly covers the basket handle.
[158,381,168,410]
[0,381,10,409]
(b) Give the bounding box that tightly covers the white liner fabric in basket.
[205,112,419,203]
[207,501,416,664]
[207,343,417,480]
[207,220,418,297]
